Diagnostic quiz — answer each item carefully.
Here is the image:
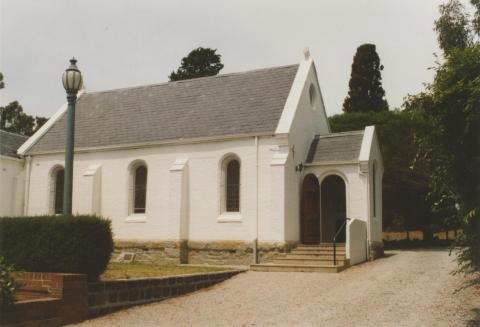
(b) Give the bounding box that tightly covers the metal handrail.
[333,217,351,265]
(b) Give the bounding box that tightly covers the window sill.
[217,213,242,223]
[125,215,147,223]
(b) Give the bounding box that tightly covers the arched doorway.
[321,175,347,243]
[301,174,320,244]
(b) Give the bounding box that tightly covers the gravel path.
[74,249,479,327]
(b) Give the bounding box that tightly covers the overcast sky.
[1,0,446,118]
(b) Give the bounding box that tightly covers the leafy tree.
[342,44,388,113]
[35,116,48,130]
[434,0,472,54]
[0,101,46,136]
[406,0,480,287]
[169,47,224,81]
[329,111,432,234]
[471,0,480,34]
[405,46,480,286]
[0,73,47,136]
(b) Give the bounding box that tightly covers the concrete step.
[276,254,346,261]
[295,245,345,250]
[296,244,345,249]
[250,263,348,273]
[300,243,346,246]
[290,250,346,255]
[274,257,348,266]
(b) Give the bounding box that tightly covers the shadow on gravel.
[376,252,396,259]
[384,247,450,252]
[467,307,480,327]
[406,247,451,252]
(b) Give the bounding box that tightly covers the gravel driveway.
[73,249,479,327]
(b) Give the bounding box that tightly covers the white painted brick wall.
[368,133,384,243]
[283,63,330,242]
[26,136,285,242]
[0,157,25,216]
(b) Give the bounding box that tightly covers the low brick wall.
[3,272,88,327]
[18,272,88,324]
[87,270,243,318]
[3,298,63,327]
[115,239,296,265]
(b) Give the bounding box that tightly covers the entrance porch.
[252,128,383,272]
[300,173,347,245]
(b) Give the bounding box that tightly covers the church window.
[221,155,241,213]
[50,166,64,214]
[226,160,240,212]
[129,161,148,215]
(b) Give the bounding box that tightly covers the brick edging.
[87,269,244,318]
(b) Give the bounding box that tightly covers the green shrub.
[0,257,16,315]
[0,215,113,280]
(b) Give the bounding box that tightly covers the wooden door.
[301,174,320,244]
[321,175,346,242]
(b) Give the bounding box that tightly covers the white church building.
[5,52,384,270]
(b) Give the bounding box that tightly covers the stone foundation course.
[115,239,297,265]
[114,240,188,264]
[369,241,384,260]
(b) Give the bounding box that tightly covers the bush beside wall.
[0,215,113,280]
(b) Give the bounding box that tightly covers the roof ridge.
[317,130,364,138]
[0,129,29,139]
[84,64,299,96]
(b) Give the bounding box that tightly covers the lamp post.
[62,58,82,215]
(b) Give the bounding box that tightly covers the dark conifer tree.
[342,44,388,113]
[169,47,224,81]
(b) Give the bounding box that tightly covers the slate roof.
[1,130,28,158]
[306,130,364,163]
[27,64,299,154]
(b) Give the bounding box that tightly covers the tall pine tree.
[342,44,388,113]
[169,47,224,81]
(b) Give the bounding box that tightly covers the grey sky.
[1,0,444,118]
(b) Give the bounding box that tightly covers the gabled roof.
[306,130,364,163]
[0,130,28,158]
[27,64,299,154]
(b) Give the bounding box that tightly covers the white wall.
[280,60,331,242]
[368,132,384,244]
[0,156,25,216]
[26,136,289,243]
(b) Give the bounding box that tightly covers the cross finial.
[303,47,310,60]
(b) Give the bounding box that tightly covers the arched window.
[133,165,148,214]
[128,161,148,216]
[221,157,240,213]
[50,166,64,214]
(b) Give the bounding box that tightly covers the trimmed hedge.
[0,215,113,280]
